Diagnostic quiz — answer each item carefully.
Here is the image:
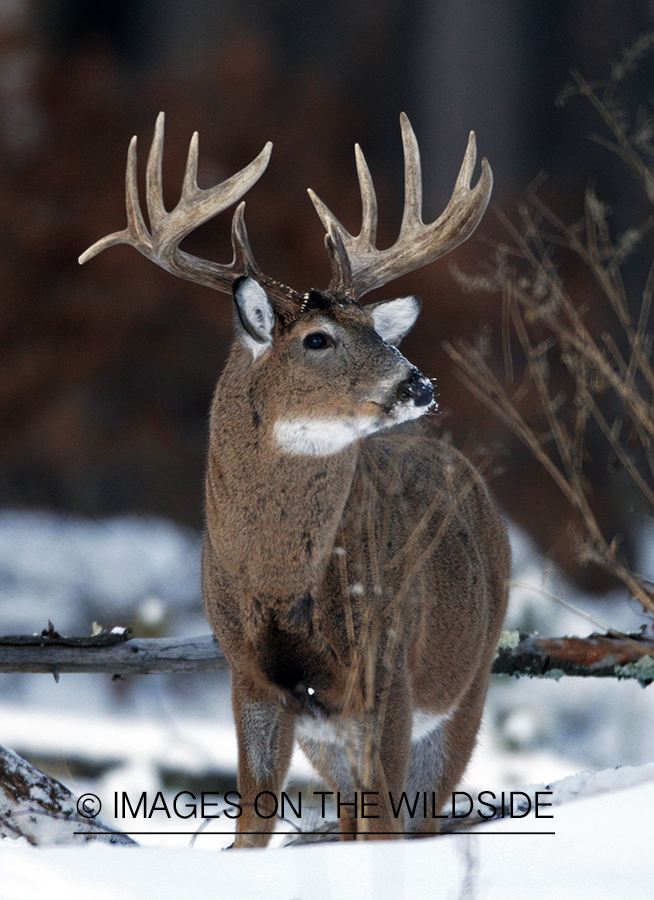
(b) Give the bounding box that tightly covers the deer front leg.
[351,668,413,839]
[230,680,296,849]
[302,668,412,840]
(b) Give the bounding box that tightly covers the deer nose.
[400,370,433,407]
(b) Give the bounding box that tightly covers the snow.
[1,510,654,898]
[0,745,133,848]
[0,511,202,637]
[1,775,653,899]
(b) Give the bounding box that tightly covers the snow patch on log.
[0,744,135,846]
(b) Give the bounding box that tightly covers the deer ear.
[368,295,421,346]
[233,277,275,358]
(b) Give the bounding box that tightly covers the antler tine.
[399,112,423,235]
[308,113,493,300]
[79,113,274,297]
[78,135,150,265]
[354,143,378,246]
[306,143,377,297]
[145,111,167,231]
[230,201,262,278]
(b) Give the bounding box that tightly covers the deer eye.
[303,332,333,350]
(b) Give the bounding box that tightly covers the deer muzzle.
[398,369,434,408]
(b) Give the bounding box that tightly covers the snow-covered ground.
[1,769,653,899]
[1,509,653,898]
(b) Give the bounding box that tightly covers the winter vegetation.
[448,36,654,617]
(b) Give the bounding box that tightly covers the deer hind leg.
[297,728,358,837]
[231,684,296,848]
[406,674,491,836]
[298,670,413,840]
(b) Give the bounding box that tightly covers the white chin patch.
[274,416,381,457]
[273,399,434,457]
[388,396,437,425]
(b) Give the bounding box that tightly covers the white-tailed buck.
[80,113,510,845]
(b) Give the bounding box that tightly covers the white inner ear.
[369,295,421,345]
[233,278,275,359]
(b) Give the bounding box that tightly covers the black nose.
[400,371,433,407]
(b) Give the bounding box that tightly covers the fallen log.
[0,626,653,685]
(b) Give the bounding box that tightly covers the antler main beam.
[80,113,491,313]
[308,113,493,299]
[79,112,272,294]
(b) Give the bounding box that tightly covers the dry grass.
[446,35,654,617]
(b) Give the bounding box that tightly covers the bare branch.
[0,632,227,675]
[1,630,653,685]
[494,631,654,686]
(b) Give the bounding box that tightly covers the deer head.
[80,112,491,453]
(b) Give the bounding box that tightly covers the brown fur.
[202,295,510,846]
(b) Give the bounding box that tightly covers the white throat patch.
[273,416,380,457]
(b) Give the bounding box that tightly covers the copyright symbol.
[77,793,102,818]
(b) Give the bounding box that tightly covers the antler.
[79,112,303,314]
[80,112,491,314]
[308,112,493,299]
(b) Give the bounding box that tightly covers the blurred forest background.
[2,0,654,595]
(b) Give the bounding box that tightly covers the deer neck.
[205,351,359,604]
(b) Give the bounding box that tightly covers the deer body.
[202,287,509,844]
[80,113,510,846]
